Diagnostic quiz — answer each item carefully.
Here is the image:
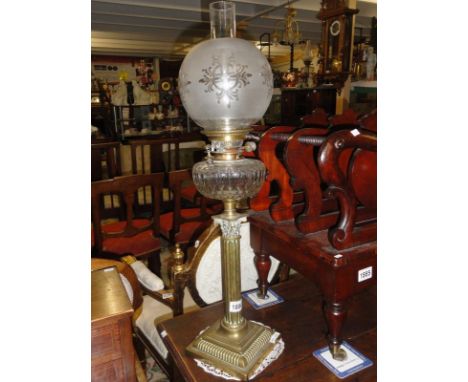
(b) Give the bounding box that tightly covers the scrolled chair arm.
[121,255,165,291]
[318,129,377,249]
[121,253,187,315]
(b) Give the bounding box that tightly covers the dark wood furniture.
[92,105,115,138]
[249,125,296,216]
[126,133,207,208]
[91,140,122,181]
[91,265,136,382]
[248,125,330,221]
[91,140,124,219]
[157,274,376,382]
[128,137,181,176]
[92,256,178,379]
[160,169,221,251]
[249,129,377,359]
[91,173,164,273]
[281,87,337,125]
[246,109,376,219]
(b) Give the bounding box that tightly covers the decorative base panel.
[186,319,280,380]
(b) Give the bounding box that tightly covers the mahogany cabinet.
[280,87,337,125]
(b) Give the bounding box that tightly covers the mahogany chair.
[91,140,123,219]
[249,128,377,360]
[128,138,212,213]
[160,169,222,251]
[91,140,122,181]
[91,173,164,274]
[128,138,181,177]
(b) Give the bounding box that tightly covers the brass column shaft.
[221,233,244,328]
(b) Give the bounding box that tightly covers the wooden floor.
[159,274,376,382]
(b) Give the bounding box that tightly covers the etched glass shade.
[193,158,265,201]
[178,2,273,132]
[180,1,269,202]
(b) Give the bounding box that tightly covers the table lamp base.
[186,318,280,380]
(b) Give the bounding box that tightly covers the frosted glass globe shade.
[179,37,273,132]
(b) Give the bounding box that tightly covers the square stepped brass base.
[186,319,280,380]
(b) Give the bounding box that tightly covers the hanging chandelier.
[272,1,302,46]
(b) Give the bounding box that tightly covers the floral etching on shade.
[199,54,252,107]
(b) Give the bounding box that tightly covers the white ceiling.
[91,0,377,58]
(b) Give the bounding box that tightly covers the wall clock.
[316,0,359,92]
[330,20,341,36]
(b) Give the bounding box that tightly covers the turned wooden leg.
[254,250,271,299]
[323,299,349,361]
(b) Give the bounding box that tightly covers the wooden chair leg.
[147,250,162,277]
[323,298,349,361]
[254,250,271,298]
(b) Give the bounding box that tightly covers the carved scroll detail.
[318,130,377,249]
[249,126,295,220]
[283,127,328,233]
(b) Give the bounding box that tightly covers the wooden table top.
[91,266,133,323]
[157,275,376,382]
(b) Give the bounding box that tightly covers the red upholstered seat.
[92,173,164,274]
[181,183,222,208]
[160,208,212,244]
[180,184,198,204]
[92,219,161,258]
